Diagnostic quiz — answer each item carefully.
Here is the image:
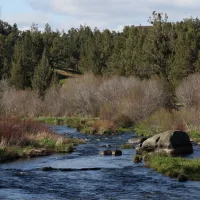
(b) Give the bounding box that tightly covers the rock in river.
[112,150,122,156]
[99,150,112,156]
[136,130,193,155]
[99,150,122,156]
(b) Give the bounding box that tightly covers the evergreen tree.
[11,49,26,89]
[32,48,53,99]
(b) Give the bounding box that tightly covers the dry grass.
[92,120,117,134]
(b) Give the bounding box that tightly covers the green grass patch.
[135,123,157,137]
[118,127,135,133]
[39,138,56,148]
[146,153,200,181]
[36,116,98,127]
[188,130,200,143]
[0,137,83,163]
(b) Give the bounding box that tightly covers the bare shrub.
[61,73,101,116]
[97,76,167,122]
[176,73,200,108]
[0,118,52,146]
[1,87,43,117]
[0,74,167,124]
[42,85,63,116]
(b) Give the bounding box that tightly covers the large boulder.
[136,130,193,155]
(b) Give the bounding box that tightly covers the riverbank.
[35,115,200,145]
[145,153,200,181]
[36,116,135,135]
[0,118,83,162]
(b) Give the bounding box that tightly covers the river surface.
[0,126,200,200]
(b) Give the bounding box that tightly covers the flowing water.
[0,126,200,200]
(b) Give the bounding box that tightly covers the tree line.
[1,12,200,99]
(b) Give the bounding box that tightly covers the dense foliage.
[1,12,200,97]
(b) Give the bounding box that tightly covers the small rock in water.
[15,171,30,176]
[99,150,112,156]
[178,174,188,182]
[112,150,122,156]
[41,167,54,171]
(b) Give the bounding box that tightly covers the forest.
[1,12,200,98]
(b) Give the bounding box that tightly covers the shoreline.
[35,116,135,135]
[0,118,84,163]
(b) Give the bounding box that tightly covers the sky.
[0,0,200,32]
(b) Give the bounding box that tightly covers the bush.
[135,108,189,137]
[0,117,51,146]
[0,75,167,126]
[176,73,200,109]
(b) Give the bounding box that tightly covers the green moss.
[146,153,200,181]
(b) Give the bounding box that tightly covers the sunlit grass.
[146,153,200,181]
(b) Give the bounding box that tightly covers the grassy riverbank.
[0,118,83,162]
[36,116,135,135]
[145,153,200,181]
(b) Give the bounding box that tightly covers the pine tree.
[22,31,36,87]
[11,51,25,89]
[32,48,53,99]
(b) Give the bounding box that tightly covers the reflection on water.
[0,125,200,200]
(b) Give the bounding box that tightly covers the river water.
[0,126,200,200]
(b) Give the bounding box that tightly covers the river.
[0,125,200,200]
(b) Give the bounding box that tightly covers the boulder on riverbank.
[136,130,193,155]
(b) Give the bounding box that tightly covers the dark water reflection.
[0,126,200,200]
